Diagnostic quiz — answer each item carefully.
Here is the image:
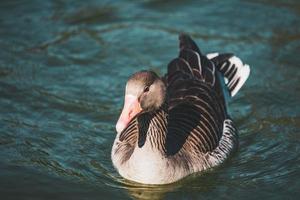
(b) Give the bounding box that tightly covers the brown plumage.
[112,34,250,184]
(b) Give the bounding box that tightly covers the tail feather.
[208,53,233,66]
[207,53,250,97]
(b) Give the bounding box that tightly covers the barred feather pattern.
[112,64,238,183]
[111,34,243,184]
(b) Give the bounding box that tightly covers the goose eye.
[143,86,149,92]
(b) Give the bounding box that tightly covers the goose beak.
[116,95,142,133]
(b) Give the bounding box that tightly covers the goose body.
[112,34,250,184]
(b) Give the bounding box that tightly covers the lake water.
[0,0,299,199]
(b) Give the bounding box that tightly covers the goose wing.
[165,34,228,155]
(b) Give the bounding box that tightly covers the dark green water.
[0,0,299,199]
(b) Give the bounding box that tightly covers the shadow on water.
[107,168,223,200]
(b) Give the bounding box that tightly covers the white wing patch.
[207,52,250,97]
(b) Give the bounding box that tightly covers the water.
[0,0,299,199]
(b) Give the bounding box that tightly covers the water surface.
[0,0,300,199]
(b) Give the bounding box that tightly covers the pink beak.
[116,95,142,133]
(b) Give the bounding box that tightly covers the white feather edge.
[206,53,250,97]
[206,52,219,59]
[227,56,250,97]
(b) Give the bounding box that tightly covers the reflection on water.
[0,0,300,199]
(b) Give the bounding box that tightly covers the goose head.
[116,71,166,133]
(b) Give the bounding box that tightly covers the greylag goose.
[112,34,250,184]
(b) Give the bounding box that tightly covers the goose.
[111,34,250,184]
